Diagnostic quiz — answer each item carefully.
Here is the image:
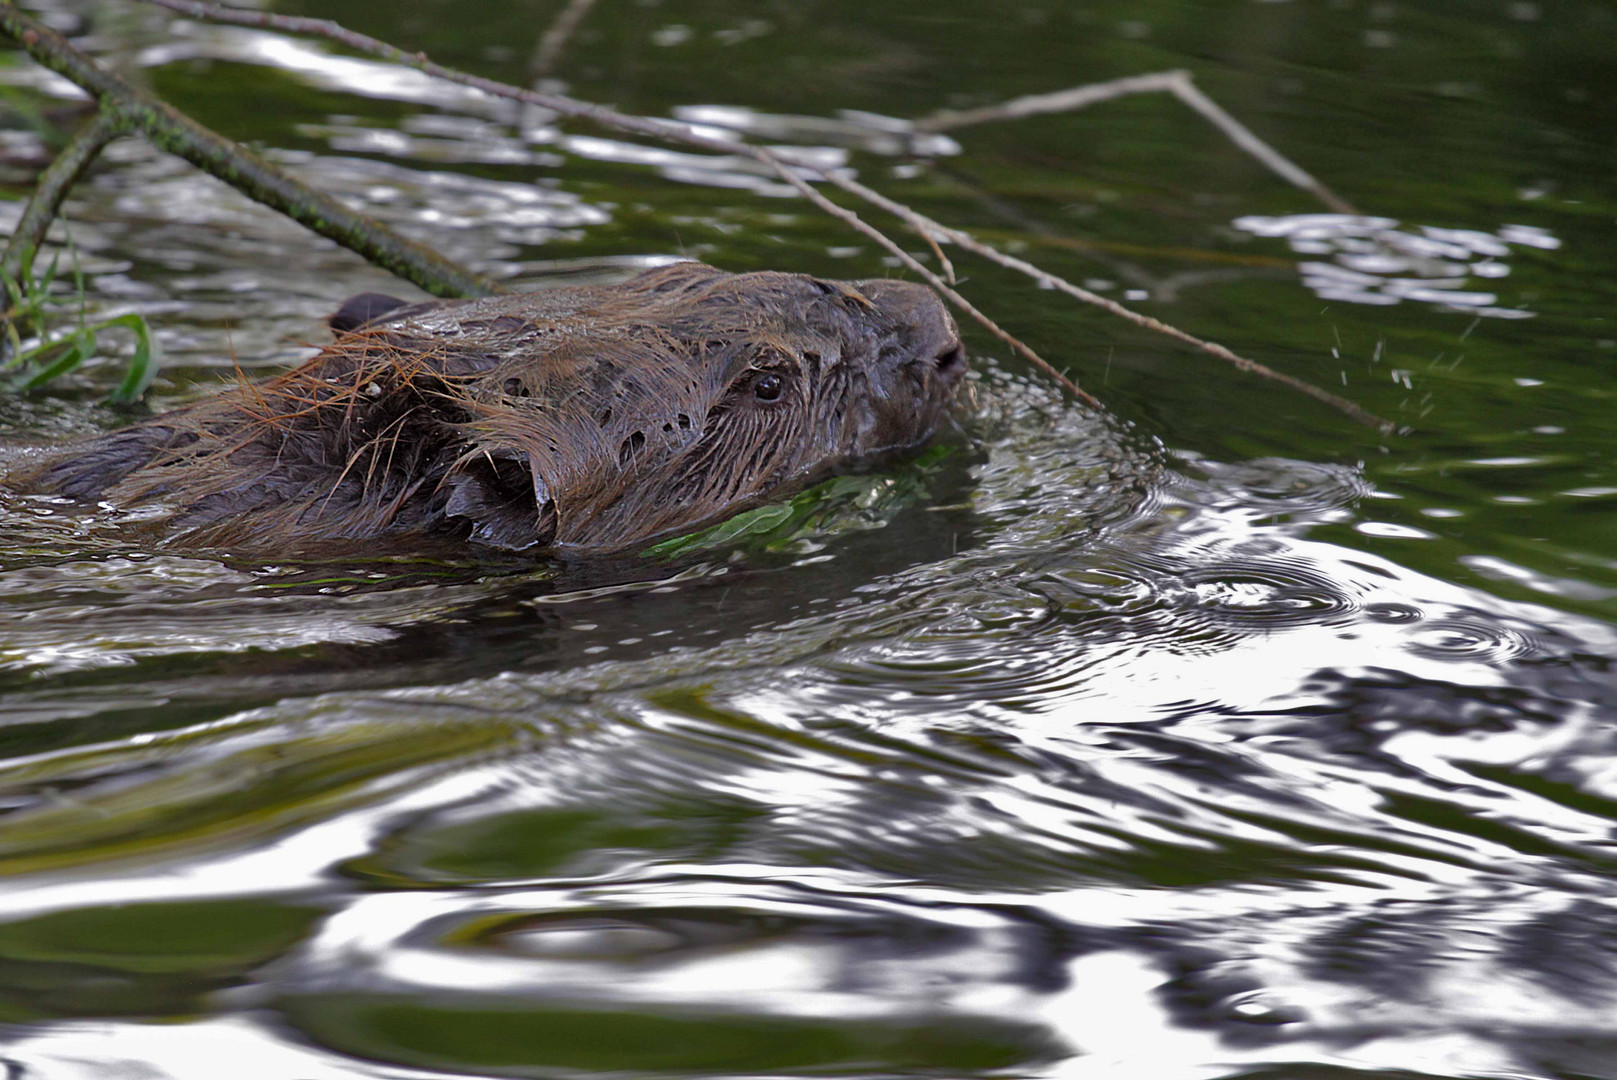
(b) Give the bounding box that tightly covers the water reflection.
[5,363,1617,1076]
[133,24,502,114]
[3,1,1617,1077]
[1233,213,1554,318]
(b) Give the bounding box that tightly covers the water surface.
[2,2,1617,1078]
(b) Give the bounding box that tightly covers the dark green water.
[2,1,1617,1077]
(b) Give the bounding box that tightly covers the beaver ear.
[329,293,411,334]
[443,451,556,550]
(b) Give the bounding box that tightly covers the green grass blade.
[5,314,160,401]
[104,313,159,403]
[20,330,92,390]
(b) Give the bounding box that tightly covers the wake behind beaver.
[5,262,967,555]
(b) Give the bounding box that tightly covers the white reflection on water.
[562,133,847,197]
[1233,213,1554,318]
[1,410,1611,1076]
[0,762,503,921]
[134,25,497,115]
[2,1016,414,1080]
[123,21,890,203]
[0,2,1611,1075]
[672,104,964,157]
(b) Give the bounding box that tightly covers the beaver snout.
[855,277,967,391]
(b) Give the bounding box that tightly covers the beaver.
[6,262,966,555]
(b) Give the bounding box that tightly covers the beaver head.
[13,263,967,554]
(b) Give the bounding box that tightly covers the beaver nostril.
[934,343,966,379]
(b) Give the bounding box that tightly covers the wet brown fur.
[7,263,966,555]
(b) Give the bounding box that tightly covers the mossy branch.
[0,2,498,301]
[0,106,124,294]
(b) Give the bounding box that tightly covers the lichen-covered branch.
[0,106,125,295]
[0,3,498,300]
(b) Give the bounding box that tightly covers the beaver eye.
[753,373,784,401]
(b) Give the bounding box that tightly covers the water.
[2,1,1617,1077]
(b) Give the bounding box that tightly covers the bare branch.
[530,0,599,80]
[917,71,1189,131]
[915,70,1355,215]
[1167,74,1355,215]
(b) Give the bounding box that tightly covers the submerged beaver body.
[9,263,966,554]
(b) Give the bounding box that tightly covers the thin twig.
[915,69,1355,215]
[529,0,598,80]
[1168,74,1355,215]
[917,71,1188,131]
[917,228,956,285]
